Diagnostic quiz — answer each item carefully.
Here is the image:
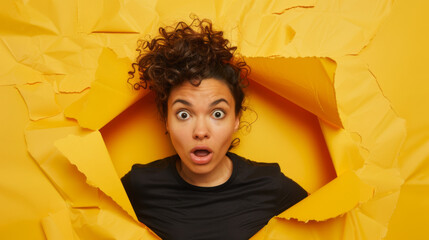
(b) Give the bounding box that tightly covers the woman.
[122,18,307,240]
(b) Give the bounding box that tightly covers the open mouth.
[193,149,211,157]
[190,147,213,165]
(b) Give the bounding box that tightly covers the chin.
[186,162,215,175]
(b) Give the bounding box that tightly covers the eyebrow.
[210,98,229,107]
[172,98,230,107]
[172,99,192,106]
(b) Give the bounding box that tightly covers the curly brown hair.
[129,17,249,122]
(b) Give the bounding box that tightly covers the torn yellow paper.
[41,209,79,240]
[2,0,426,239]
[215,0,317,56]
[65,48,149,130]
[356,165,403,230]
[318,122,365,175]
[1,34,102,93]
[68,205,160,240]
[78,0,158,34]
[333,56,406,169]
[271,0,316,14]
[92,1,140,33]
[24,120,99,207]
[232,80,337,193]
[0,86,67,240]
[101,92,177,177]
[42,206,160,240]
[358,3,429,237]
[246,27,405,240]
[54,130,137,221]
[251,217,345,240]
[23,117,159,239]
[245,57,341,127]
[278,171,374,222]
[0,39,44,86]
[15,82,62,120]
[255,0,393,57]
[0,0,59,36]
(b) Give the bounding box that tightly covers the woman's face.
[166,78,239,177]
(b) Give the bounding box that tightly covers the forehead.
[168,78,234,103]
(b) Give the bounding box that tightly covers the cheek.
[168,121,190,149]
[212,119,236,142]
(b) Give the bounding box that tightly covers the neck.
[176,156,233,187]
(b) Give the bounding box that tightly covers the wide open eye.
[212,110,225,119]
[176,110,190,120]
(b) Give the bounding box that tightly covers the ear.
[165,120,169,132]
[234,115,240,132]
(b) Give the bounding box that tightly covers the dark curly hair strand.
[129,17,249,122]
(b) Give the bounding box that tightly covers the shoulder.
[228,152,307,196]
[228,152,287,190]
[129,155,176,173]
[228,152,282,176]
[121,155,178,188]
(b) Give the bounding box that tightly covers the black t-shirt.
[121,152,307,240]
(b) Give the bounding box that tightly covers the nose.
[193,117,210,140]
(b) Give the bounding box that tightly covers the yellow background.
[1,0,428,239]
